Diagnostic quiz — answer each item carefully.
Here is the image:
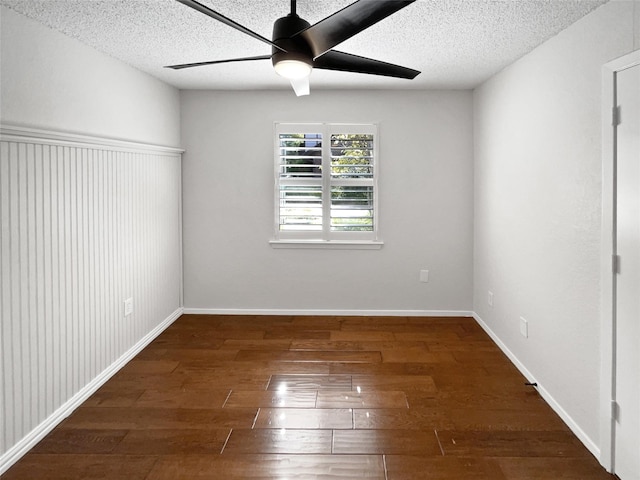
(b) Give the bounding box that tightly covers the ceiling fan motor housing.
[272,14,313,69]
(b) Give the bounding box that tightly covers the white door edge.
[600,48,640,474]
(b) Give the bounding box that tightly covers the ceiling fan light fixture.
[171,0,421,95]
[274,59,312,79]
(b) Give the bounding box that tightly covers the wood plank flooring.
[3,315,615,479]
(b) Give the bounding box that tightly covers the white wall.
[0,6,180,146]
[0,7,182,472]
[473,0,640,458]
[182,90,473,313]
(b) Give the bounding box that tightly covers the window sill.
[269,239,384,250]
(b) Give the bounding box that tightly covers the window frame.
[271,122,382,249]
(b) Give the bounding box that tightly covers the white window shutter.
[274,123,378,242]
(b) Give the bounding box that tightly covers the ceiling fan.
[166,0,421,96]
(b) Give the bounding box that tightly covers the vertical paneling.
[0,128,182,466]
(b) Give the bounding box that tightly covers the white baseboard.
[472,312,600,460]
[0,307,183,476]
[182,308,474,317]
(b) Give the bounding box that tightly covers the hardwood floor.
[4,315,614,479]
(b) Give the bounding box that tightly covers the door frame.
[600,48,640,473]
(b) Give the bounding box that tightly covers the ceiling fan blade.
[175,0,286,52]
[297,0,416,59]
[314,50,420,79]
[290,76,310,96]
[165,55,271,70]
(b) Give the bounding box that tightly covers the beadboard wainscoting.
[0,125,184,473]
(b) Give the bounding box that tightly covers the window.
[272,123,381,248]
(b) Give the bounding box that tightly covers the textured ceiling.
[1,0,608,91]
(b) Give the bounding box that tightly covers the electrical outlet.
[419,269,429,283]
[488,291,494,307]
[124,298,133,317]
[520,316,528,338]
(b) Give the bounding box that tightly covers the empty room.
[1,0,639,478]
